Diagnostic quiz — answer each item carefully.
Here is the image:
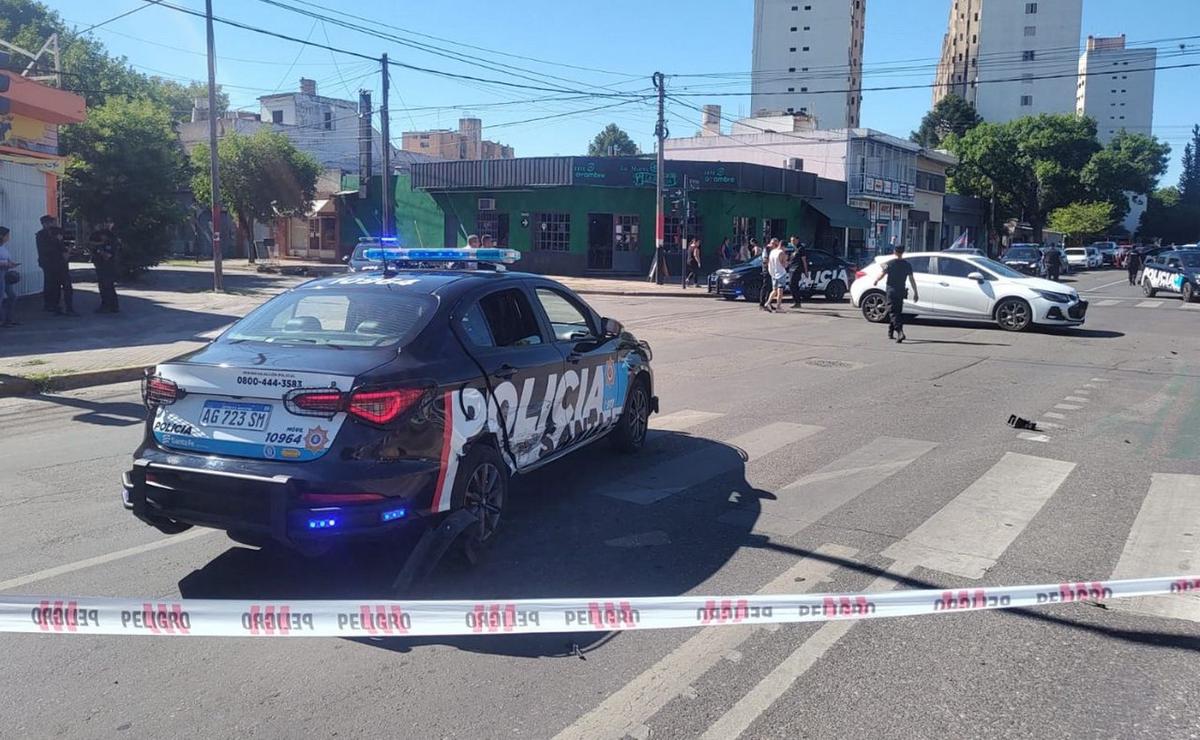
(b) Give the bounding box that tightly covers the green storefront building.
[386,156,865,276]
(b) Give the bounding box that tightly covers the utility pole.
[681,175,690,290]
[652,71,666,285]
[380,54,392,238]
[204,0,223,291]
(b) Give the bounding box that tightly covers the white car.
[850,252,1088,332]
[1065,247,1101,269]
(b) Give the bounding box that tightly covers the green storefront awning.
[808,200,870,230]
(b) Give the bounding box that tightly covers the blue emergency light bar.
[362,247,522,264]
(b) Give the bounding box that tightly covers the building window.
[665,215,702,247]
[732,216,757,247]
[1022,50,1036,61]
[614,215,639,252]
[323,111,333,131]
[803,26,810,30]
[790,47,797,52]
[271,110,284,124]
[790,26,797,32]
[1024,25,1036,36]
[477,212,510,247]
[787,87,795,92]
[802,46,810,51]
[801,86,808,92]
[1021,95,1033,106]
[1025,2,1038,13]
[788,67,796,72]
[533,213,570,251]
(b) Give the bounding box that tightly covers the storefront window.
[614,215,639,252]
[732,216,757,247]
[533,213,570,251]
[477,212,510,246]
[665,216,702,249]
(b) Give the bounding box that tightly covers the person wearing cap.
[89,218,121,313]
[36,215,76,316]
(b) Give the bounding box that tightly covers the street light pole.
[204,0,223,291]
[380,53,392,239]
[652,72,666,285]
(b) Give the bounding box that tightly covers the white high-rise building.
[1076,35,1156,145]
[750,0,865,129]
[934,0,1082,122]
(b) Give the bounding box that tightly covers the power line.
[72,2,157,35]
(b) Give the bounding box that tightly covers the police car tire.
[610,375,651,453]
[1142,279,1157,298]
[824,279,847,301]
[456,443,508,561]
[1183,282,1195,303]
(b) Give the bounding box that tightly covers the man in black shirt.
[90,218,120,313]
[35,215,76,316]
[787,236,810,308]
[1044,247,1062,282]
[872,244,920,342]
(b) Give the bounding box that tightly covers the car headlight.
[1034,289,1072,303]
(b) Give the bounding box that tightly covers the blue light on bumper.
[381,508,407,522]
[307,517,338,530]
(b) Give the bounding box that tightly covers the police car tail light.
[143,376,180,407]
[347,388,424,425]
[286,390,345,417]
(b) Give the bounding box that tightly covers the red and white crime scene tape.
[3,576,1196,638]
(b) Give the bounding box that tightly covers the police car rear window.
[224,290,435,348]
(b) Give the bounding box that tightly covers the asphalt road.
[1,268,1197,738]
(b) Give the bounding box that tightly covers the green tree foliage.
[191,130,321,255]
[60,97,190,276]
[910,94,983,149]
[1179,124,1200,207]
[588,124,640,156]
[949,115,1171,239]
[1048,201,1115,241]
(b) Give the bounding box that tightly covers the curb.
[0,365,150,398]
[570,288,713,299]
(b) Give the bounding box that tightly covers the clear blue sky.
[54,0,1199,182]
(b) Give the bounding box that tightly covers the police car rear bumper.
[123,456,433,547]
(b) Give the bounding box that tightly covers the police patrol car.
[1140,250,1200,303]
[707,249,856,302]
[124,248,657,557]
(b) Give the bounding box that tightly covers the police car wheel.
[861,292,889,323]
[824,279,847,302]
[1142,279,1157,298]
[1182,282,1195,303]
[610,375,650,453]
[458,444,507,556]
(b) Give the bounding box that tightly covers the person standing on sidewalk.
[89,218,120,313]
[872,244,919,342]
[685,238,702,286]
[0,227,21,327]
[759,238,777,310]
[36,215,76,316]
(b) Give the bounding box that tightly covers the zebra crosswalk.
[557,408,1200,739]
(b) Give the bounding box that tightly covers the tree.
[1048,201,1115,242]
[588,124,640,156]
[191,130,321,257]
[1139,186,1200,243]
[60,97,190,276]
[910,95,983,149]
[1081,131,1171,222]
[149,79,229,122]
[1179,124,1200,206]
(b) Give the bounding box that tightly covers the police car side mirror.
[341,255,350,263]
[968,271,985,283]
[602,317,624,337]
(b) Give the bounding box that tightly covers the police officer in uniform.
[89,218,120,313]
[872,244,920,343]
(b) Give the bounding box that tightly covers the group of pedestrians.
[0,215,122,327]
[757,236,810,313]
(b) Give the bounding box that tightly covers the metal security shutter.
[0,162,49,297]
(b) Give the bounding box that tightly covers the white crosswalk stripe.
[718,437,937,536]
[598,422,823,505]
[1094,299,1121,307]
[1109,473,1200,623]
[882,453,1076,579]
[649,409,724,433]
[1137,300,1164,308]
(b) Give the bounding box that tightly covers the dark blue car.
[125,249,656,558]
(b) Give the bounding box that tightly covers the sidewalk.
[0,263,710,397]
[0,265,305,396]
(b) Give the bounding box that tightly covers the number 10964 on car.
[199,401,272,431]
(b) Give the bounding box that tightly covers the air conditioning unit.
[787,158,804,171]
[478,198,496,211]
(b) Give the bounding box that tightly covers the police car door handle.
[566,352,582,365]
[492,364,517,380]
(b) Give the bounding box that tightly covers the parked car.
[344,237,389,272]
[707,248,856,302]
[1088,241,1119,266]
[1065,247,1101,270]
[1140,250,1200,302]
[1001,244,1046,277]
[851,252,1087,332]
